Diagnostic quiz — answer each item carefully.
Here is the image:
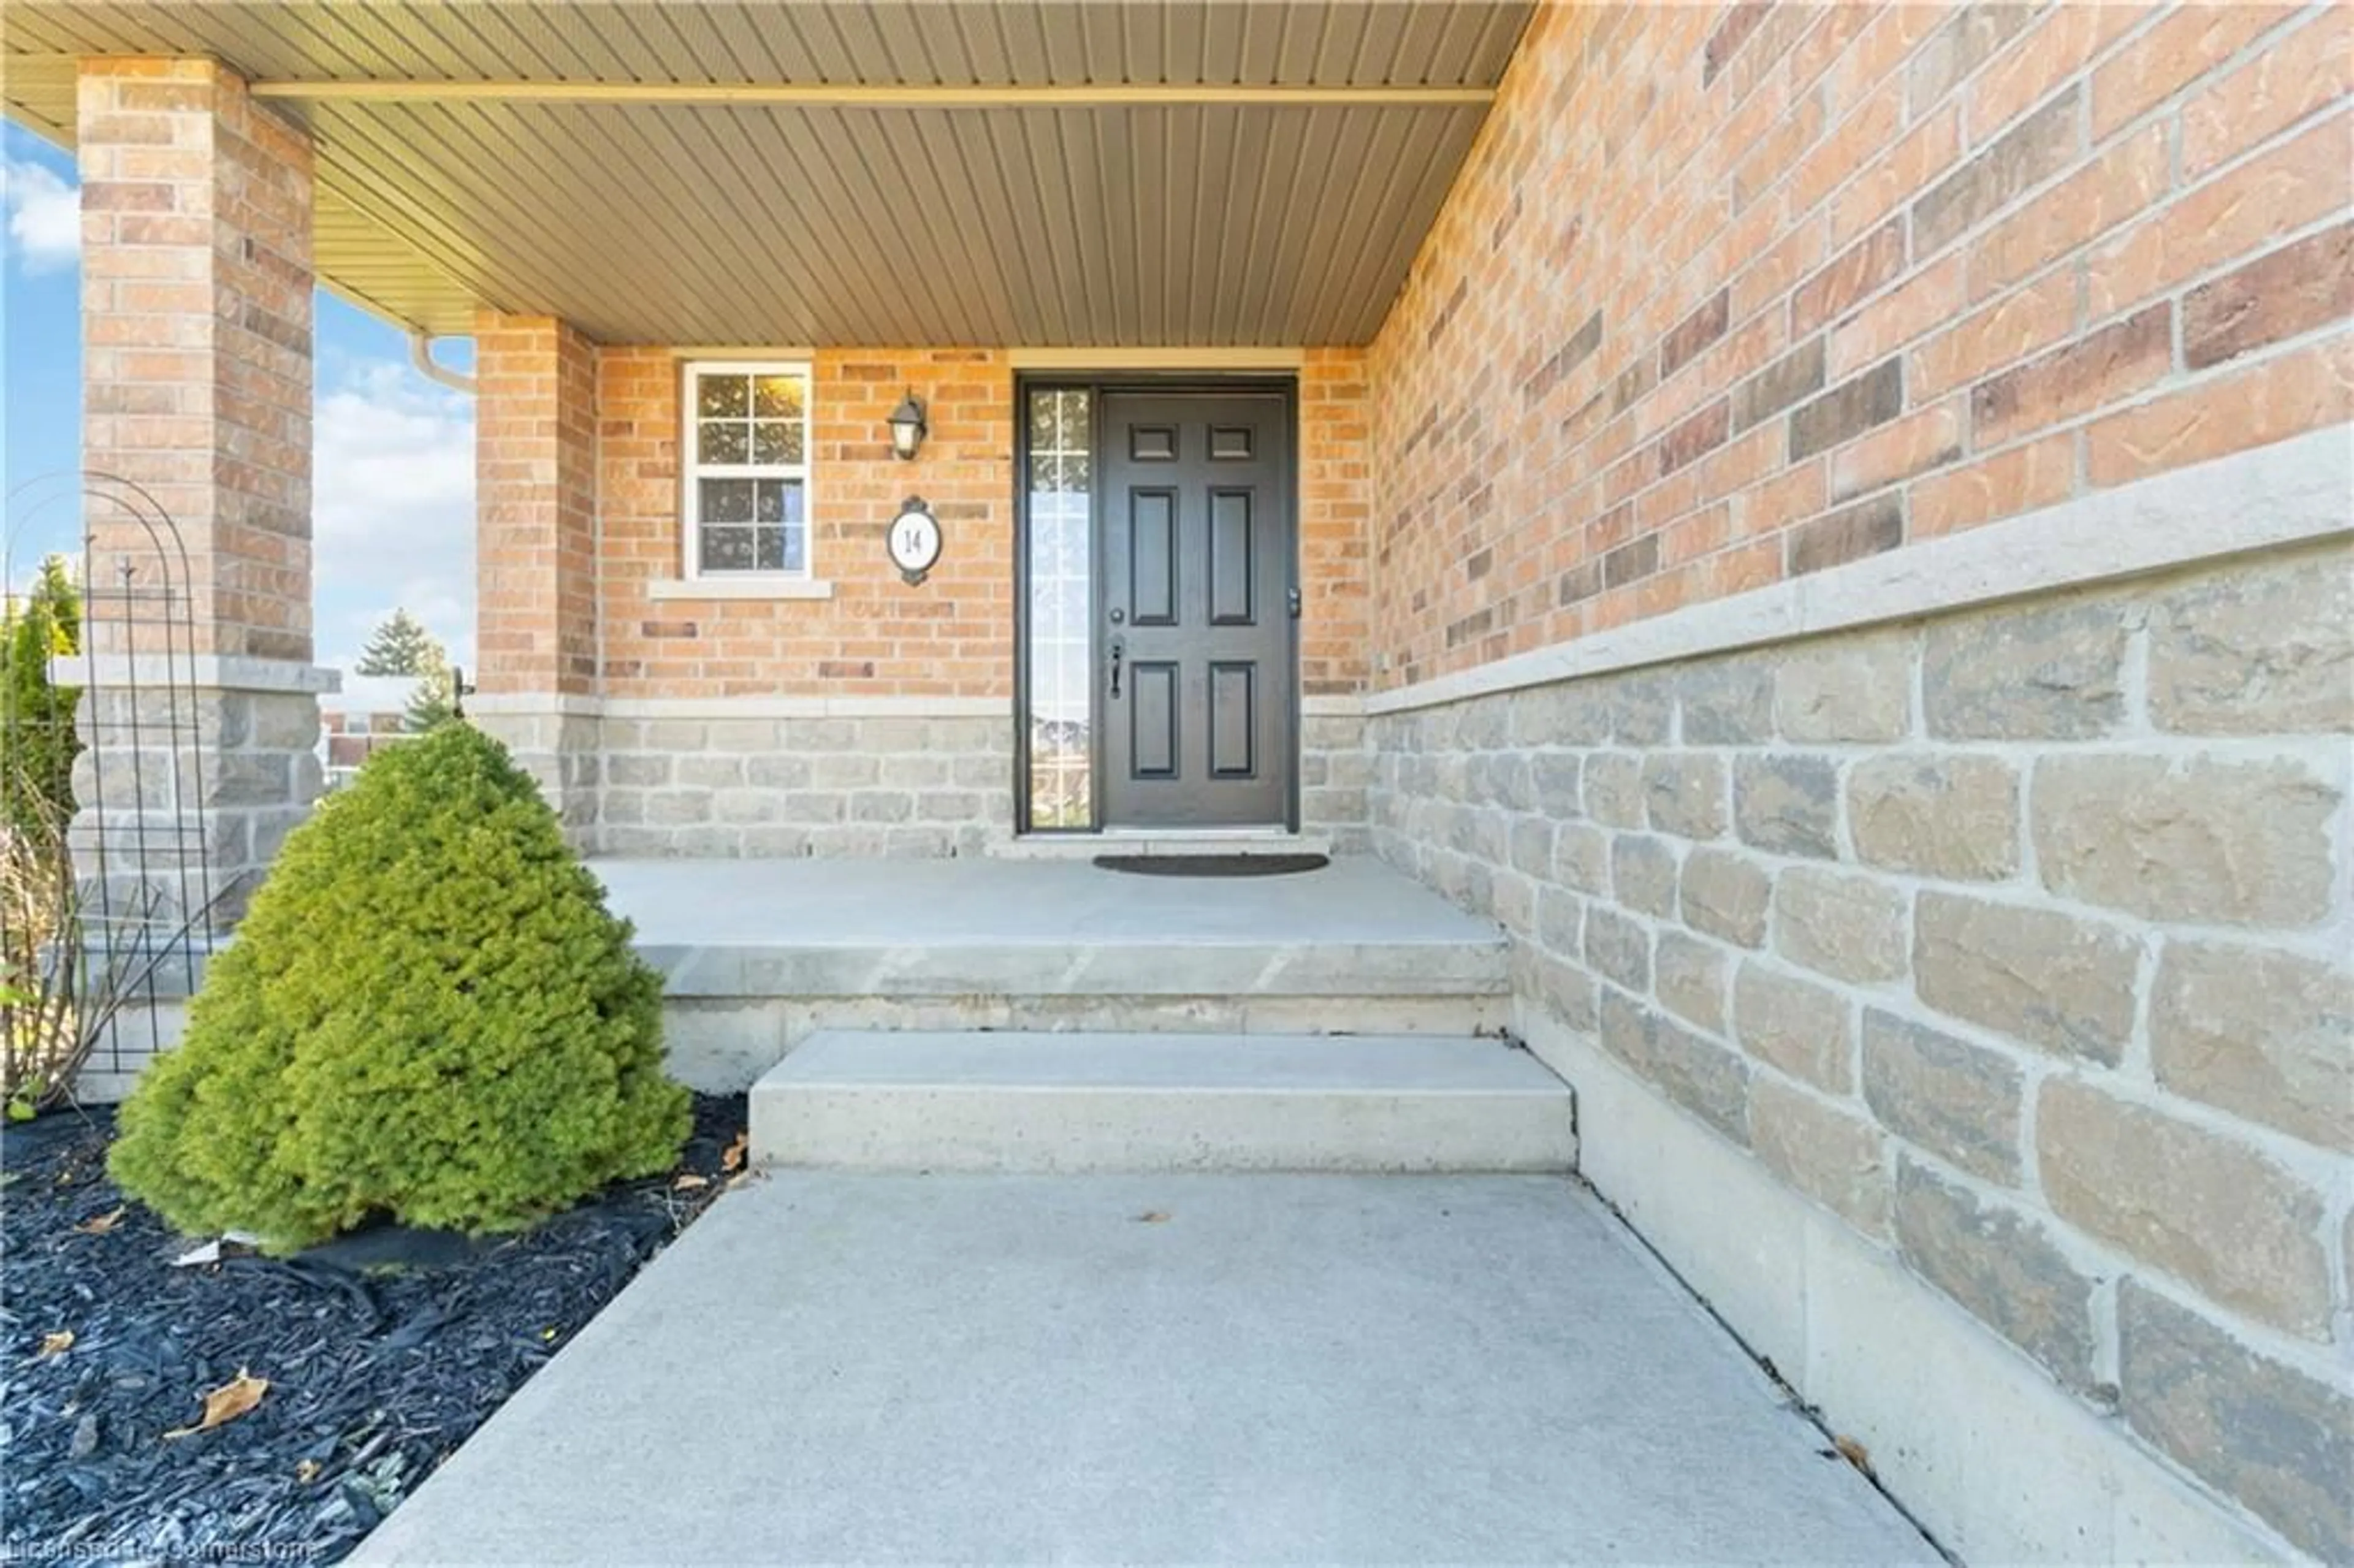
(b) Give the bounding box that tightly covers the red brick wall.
[1369,1,2352,690]
[1300,349,1373,698]
[475,313,599,696]
[584,349,1375,702]
[78,59,314,661]
[596,348,1015,699]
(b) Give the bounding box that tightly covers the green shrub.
[109,723,688,1250]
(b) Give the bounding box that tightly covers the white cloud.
[2,157,79,273]
[314,362,476,671]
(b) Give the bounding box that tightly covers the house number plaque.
[888,496,943,586]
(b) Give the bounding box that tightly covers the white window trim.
[680,358,814,582]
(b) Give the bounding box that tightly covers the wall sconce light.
[886,390,928,461]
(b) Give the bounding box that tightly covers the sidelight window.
[684,361,810,577]
[1024,387,1094,829]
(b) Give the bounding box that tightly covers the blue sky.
[2,120,477,669]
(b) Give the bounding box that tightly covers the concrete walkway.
[356,1173,1935,1566]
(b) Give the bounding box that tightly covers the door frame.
[1012,371,1303,837]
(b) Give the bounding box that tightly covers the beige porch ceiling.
[4,2,1533,345]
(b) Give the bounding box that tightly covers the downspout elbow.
[409,330,477,395]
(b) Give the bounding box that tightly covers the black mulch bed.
[1,1092,747,1566]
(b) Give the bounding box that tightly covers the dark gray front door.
[1099,390,1296,829]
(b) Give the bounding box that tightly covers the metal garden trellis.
[2,470,235,1102]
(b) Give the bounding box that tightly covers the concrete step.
[750,1030,1576,1174]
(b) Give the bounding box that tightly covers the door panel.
[1100,391,1295,828]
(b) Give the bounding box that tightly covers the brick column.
[72,59,332,931]
[469,311,601,836]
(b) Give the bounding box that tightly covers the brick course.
[1368,1,2353,691]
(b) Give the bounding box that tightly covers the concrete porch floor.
[354,1173,1937,1566]
[590,854,1501,951]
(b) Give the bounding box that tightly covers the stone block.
[1773,630,1914,742]
[1751,1078,1888,1237]
[952,754,1005,790]
[704,719,782,752]
[1656,932,1728,1034]
[2031,753,2340,926]
[882,754,951,789]
[1553,823,1610,896]
[1924,599,2125,739]
[1585,753,1647,829]
[1892,1155,2098,1392]
[1525,946,1598,1032]
[1861,1008,2023,1184]
[642,720,708,752]
[1680,848,1771,948]
[1599,987,1751,1145]
[851,791,916,824]
[1585,905,1651,991]
[1774,867,1908,983]
[1610,672,1675,745]
[740,826,813,857]
[1848,754,2017,880]
[1490,870,1537,932]
[676,755,745,789]
[2152,939,2353,1153]
[1612,834,1680,919]
[1509,817,1556,880]
[810,753,882,790]
[646,790,712,826]
[1733,959,1854,1092]
[2117,1280,2352,1563]
[2149,548,2353,734]
[1733,754,1840,858]
[248,691,321,751]
[747,754,812,790]
[1531,752,1582,818]
[1913,891,2138,1065]
[781,791,847,824]
[2037,1078,2332,1339]
[1680,663,1775,744]
[712,790,779,826]
[1534,886,1583,958]
[1509,683,1613,747]
[781,718,856,750]
[609,753,672,788]
[1643,752,1727,839]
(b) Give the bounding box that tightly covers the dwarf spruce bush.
[110,724,688,1250]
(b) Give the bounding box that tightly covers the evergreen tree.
[1,555,83,843]
[354,607,444,677]
[405,645,460,733]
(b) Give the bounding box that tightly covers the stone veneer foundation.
[1368,509,2352,1562]
[473,703,1374,856]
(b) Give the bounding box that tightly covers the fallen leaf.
[720,1132,747,1174]
[37,1330,74,1358]
[163,1369,269,1439]
[75,1207,124,1236]
[1135,1211,1170,1224]
[1834,1436,1872,1474]
[295,1459,320,1483]
[672,1173,710,1191]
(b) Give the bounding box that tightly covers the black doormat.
[1094,853,1330,877]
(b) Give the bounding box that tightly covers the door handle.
[1108,637,1124,699]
